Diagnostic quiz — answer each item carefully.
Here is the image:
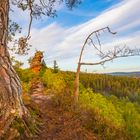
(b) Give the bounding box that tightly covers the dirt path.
[30,94,98,140]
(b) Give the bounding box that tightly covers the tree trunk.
[0,0,28,137]
[74,63,81,104]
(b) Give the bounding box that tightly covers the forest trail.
[29,94,98,140]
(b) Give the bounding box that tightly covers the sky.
[10,0,140,73]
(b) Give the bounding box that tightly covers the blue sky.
[33,0,121,28]
[11,0,140,73]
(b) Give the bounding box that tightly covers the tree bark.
[74,63,80,104]
[74,64,81,104]
[0,0,28,137]
[73,33,87,104]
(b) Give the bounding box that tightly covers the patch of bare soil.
[29,94,99,140]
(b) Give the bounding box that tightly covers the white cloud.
[13,0,140,72]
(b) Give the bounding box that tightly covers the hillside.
[107,71,140,77]
[8,65,140,140]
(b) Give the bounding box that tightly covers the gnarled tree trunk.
[0,0,28,137]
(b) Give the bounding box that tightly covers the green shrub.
[42,69,66,93]
[79,89,140,140]
[17,68,36,83]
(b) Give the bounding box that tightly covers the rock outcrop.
[30,51,44,74]
[29,51,45,94]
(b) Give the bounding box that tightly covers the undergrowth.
[15,67,140,140]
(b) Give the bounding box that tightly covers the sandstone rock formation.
[29,51,45,94]
[30,51,44,74]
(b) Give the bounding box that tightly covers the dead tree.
[74,26,140,103]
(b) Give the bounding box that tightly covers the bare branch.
[80,48,140,66]
[95,32,101,48]
[78,26,116,64]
